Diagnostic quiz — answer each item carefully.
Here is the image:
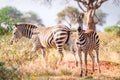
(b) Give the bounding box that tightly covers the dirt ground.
[33,60,120,80]
[33,52,120,80]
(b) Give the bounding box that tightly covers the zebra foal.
[10,23,78,66]
[75,14,100,77]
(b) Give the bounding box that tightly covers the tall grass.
[0,32,120,79]
[98,32,120,63]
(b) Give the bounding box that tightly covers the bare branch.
[113,0,120,6]
[75,0,88,4]
[95,13,100,24]
[64,18,72,27]
[77,2,85,12]
[88,0,96,7]
[95,0,108,9]
[75,0,88,8]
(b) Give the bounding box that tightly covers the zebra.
[10,23,78,66]
[76,14,101,77]
[10,23,37,44]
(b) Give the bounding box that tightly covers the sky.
[0,0,120,31]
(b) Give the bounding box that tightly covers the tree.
[0,6,22,33]
[117,20,120,24]
[116,14,120,24]
[113,0,120,6]
[57,6,80,27]
[57,6,107,28]
[37,0,119,31]
[0,6,44,35]
[38,0,119,5]
[20,12,44,26]
[104,25,119,34]
[94,9,107,26]
[74,0,108,31]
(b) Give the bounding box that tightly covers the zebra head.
[76,13,84,29]
[10,23,37,44]
[10,24,23,44]
[77,25,85,38]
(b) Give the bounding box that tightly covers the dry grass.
[0,32,120,80]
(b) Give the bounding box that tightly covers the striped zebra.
[76,15,100,77]
[10,23,37,44]
[10,23,78,66]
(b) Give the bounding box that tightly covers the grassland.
[0,32,120,80]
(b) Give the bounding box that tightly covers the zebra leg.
[67,36,78,66]
[95,49,101,74]
[89,52,95,74]
[84,51,88,76]
[41,48,48,68]
[77,47,83,77]
[41,48,46,58]
[59,50,64,63]
[31,34,40,51]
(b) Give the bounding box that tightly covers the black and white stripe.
[10,23,78,65]
[32,25,77,64]
[10,23,37,44]
[76,26,100,77]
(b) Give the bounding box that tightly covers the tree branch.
[77,2,85,12]
[95,13,100,24]
[75,0,88,8]
[95,0,108,9]
[75,0,87,4]
[64,18,72,27]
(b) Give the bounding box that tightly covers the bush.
[0,27,6,35]
[0,61,19,80]
[0,26,12,35]
[104,25,119,35]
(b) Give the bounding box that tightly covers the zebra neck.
[22,29,33,39]
[79,34,85,40]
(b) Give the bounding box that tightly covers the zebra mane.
[14,23,37,29]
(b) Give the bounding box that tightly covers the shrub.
[104,25,119,35]
[0,61,19,80]
[0,27,6,35]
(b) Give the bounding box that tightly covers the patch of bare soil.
[57,60,120,80]
[36,60,120,80]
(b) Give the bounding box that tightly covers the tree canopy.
[0,6,44,35]
[20,12,44,26]
[57,6,80,27]
[57,6,107,28]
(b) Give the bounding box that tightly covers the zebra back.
[32,25,72,48]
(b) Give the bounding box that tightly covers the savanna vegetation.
[0,27,120,80]
[0,0,120,80]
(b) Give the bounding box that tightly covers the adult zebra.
[76,15,100,77]
[10,23,37,44]
[10,23,78,66]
